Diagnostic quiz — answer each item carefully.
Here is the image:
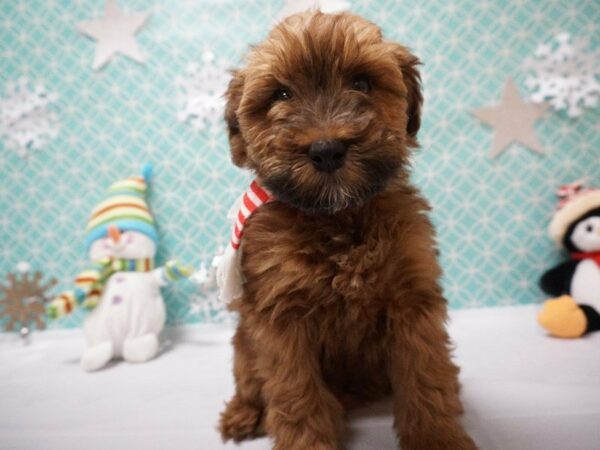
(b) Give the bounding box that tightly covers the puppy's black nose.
[308,140,348,173]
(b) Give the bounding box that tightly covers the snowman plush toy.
[48,164,190,371]
[538,180,600,338]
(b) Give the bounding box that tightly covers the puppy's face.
[225,12,422,214]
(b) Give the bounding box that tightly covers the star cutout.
[76,0,150,70]
[472,78,549,158]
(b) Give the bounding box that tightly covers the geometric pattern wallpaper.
[1,0,599,329]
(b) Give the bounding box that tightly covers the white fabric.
[571,259,600,311]
[214,244,243,304]
[1,305,599,450]
[81,271,166,371]
[215,192,247,304]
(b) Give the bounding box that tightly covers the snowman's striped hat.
[84,164,158,250]
[549,180,600,243]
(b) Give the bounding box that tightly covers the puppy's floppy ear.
[224,70,248,167]
[392,45,423,145]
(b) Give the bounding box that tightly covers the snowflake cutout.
[523,32,600,117]
[0,78,60,158]
[175,52,231,133]
[188,260,236,324]
[0,265,56,332]
[189,292,236,325]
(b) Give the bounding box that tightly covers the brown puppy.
[219,11,476,450]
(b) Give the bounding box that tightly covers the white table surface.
[1,304,599,450]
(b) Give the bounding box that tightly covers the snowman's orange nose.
[107,224,121,244]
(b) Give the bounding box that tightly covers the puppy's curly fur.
[219,11,476,450]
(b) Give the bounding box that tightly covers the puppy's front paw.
[440,429,477,450]
[219,396,265,442]
[402,424,477,450]
[274,438,339,450]
[270,421,342,450]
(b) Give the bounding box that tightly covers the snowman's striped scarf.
[47,258,191,319]
[47,257,154,319]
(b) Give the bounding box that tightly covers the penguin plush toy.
[538,181,600,338]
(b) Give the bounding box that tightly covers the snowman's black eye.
[587,224,594,233]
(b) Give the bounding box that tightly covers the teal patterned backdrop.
[1,0,599,330]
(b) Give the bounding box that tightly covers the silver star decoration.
[472,78,549,158]
[76,0,150,71]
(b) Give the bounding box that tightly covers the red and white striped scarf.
[216,180,274,304]
[230,180,274,250]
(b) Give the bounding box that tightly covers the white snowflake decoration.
[524,33,600,117]
[175,52,231,133]
[190,292,236,325]
[190,262,214,287]
[277,0,350,21]
[188,260,235,324]
[0,78,59,158]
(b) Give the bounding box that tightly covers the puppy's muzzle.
[308,140,348,173]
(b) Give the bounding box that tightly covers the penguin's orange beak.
[107,224,121,244]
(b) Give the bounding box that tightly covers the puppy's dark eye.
[352,76,371,93]
[273,87,293,101]
[587,224,594,233]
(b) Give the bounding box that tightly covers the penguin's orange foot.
[538,295,587,338]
